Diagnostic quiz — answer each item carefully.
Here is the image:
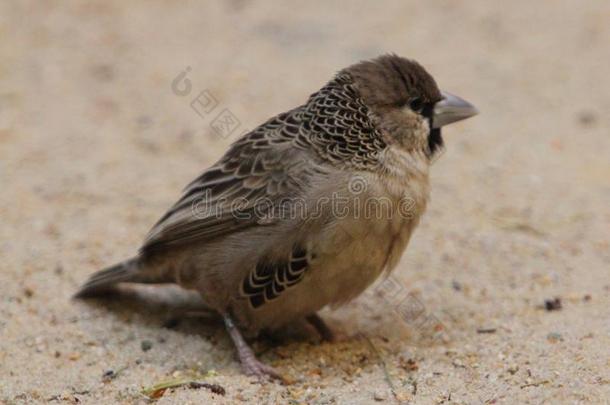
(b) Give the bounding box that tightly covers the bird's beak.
[432,91,478,129]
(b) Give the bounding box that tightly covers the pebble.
[452,359,466,368]
[373,389,387,401]
[577,110,597,126]
[141,340,153,352]
[399,357,419,371]
[547,332,563,343]
[102,370,116,382]
[68,352,81,361]
[544,298,562,311]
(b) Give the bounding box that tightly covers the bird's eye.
[409,97,424,112]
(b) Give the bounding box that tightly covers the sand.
[1,1,609,404]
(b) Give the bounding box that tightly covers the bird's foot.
[240,354,282,380]
[306,313,338,342]
[223,314,282,381]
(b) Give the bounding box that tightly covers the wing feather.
[141,72,387,255]
[141,112,312,255]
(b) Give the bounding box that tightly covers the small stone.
[141,340,153,352]
[544,297,562,311]
[547,332,563,343]
[577,110,597,127]
[90,64,115,81]
[452,359,466,368]
[399,357,419,372]
[102,370,116,382]
[68,352,81,361]
[373,389,387,401]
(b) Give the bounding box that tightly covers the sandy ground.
[1,1,609,404]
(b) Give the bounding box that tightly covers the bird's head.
[344,54,478,160]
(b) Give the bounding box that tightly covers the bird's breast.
[377,146,431,217]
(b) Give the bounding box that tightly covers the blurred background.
[1,1,608,403]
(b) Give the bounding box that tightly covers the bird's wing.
[141,109,316,255]
[240,244,309,309]
[141,72,387,255]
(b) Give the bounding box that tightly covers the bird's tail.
[74,257,148,297]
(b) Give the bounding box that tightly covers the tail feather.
[74,257,140,297]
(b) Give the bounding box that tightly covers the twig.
[141,377,225,399]
[520,380,550,389]
[362,335,398,401]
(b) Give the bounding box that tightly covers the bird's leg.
[222,314,281,380]
[306,313,336,342]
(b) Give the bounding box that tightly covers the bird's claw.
[242,357,282,381]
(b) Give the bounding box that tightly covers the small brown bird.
[76,55,477,379]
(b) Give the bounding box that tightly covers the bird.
[75,54,478,379]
